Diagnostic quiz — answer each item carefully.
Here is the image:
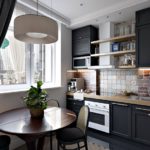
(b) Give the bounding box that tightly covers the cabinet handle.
[136,107,150,112]
[112,103,128,107]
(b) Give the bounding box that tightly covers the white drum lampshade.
[14,14,58,44]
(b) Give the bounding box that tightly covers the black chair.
[47,99,60,150]
[0,135,10,150]
[57,105,89,150]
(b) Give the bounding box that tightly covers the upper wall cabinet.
[136,8,150,27]
[136,8,150,67]
[72,25,98,57]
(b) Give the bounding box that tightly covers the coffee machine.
[69,78,84,91]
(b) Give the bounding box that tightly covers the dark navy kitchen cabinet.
[111,102,132,138]
[132,105,150,145]
[136,8,150,67]
[136,8,150,27]
[72,25,98,57]
[66,96,84,116]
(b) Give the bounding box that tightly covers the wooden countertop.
[67,92,150,107]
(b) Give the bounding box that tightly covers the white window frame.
[0,18,61,93]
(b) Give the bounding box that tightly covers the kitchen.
[0,0,150,150]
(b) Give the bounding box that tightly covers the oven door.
[88,108,110,133]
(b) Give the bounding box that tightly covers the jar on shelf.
[94,45,99,54]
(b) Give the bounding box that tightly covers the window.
[0,8,61,92]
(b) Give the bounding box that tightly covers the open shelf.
[118,65,136,69]
[91,50,136,57]
[91,34,135,44]
[88,65,115,69]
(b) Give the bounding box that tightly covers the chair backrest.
[76,105,89,135]
[47,99,60,107]
[0,135,10,150]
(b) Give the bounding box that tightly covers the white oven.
[85,101,110,133]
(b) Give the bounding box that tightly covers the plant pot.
[29,108,44,119]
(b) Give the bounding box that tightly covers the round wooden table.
[0,107,76,150]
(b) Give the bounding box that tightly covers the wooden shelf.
[91,34,135,44]
[118,65,136,69]
[88,65,115,69]
[91,50,136,57]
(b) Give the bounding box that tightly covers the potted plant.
[24,81,48,118]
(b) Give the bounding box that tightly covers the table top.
[0,107,76,135]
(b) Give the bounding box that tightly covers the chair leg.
[57,140,60,150]
[77,142,80,150]
[50,134,53,150]
[84,140,88,150]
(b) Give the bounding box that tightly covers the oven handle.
[90,108,109,113]
[136,107,150,112]
[112,103,128,107]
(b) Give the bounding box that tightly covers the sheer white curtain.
[0,30,25,84]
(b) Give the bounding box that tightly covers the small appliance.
[73,56,90,69]
[70,78,84,91]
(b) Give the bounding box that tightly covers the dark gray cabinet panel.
[132,106,150,145]
[136,8,150,67]
[72,26,91,41]
[66,97,84,116]
[136,24,150,67]
[72,25,98,57]
[111,102,131,138]
[136,8,150,27]
[72,38,90,56]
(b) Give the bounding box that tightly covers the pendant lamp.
[14,0,58,44]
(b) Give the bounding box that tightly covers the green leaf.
[37,81,43,88]
[23,81,47,109]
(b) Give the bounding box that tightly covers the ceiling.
[33,0,150,29]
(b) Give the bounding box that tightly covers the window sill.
[0,86,62,95]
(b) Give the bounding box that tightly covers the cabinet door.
[66,99,84,115]
[72,38,90,56]
[72,26,90,41]
[111,103,131,138]
[132,106,150,145]
[136,8,150,26]
[136,24,150,67]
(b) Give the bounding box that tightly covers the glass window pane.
[33,44,53,83]
[0,30,26,85]
[33,45,45,83]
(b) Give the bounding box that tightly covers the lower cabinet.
[111,102,150,145]
[111,102,131,138]
[66,95,150,145]
[132,105,150,145]
[66,96,84,116]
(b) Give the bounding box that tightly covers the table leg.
[37,136,45,150]
[26,140,37,150]
[17,135,43,150]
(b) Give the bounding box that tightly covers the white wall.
[0,24,72,149]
